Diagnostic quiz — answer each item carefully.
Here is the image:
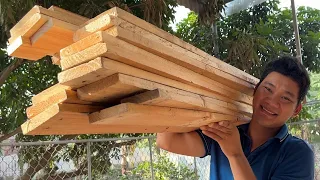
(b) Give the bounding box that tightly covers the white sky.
[170,0,320,30]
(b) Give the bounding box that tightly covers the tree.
[175,0,320,76]
[0,0,177,178]
[175,0,320,143]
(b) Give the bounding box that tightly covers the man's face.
[252,72,301,128]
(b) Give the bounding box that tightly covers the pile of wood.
[7,5,259,135]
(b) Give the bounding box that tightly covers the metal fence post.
[194,157,197,175]
[148,138,155,180]
[87,141,92,180]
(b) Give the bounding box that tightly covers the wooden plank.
[106,7,259,85]
[66,27,254,94]
[74,7,208,58]
[26,89,101,118]
[61,30,104,57]
[21,103,196,135]
[58,57,252,115]
[77,73,146,103]
[9,5,88,44]
[51,52,61,65]
[90,103,244,127]
[76,72,252,115]
[72,7,258,85]
[121,89,252,117]
[60,33,252,105]
[9,13,50,45]
[105,26,255,94]
[48,5,89,25]
[30,17,78,55]
[73,13,118,41]
[31,83,71,105]
[7,36,48,60]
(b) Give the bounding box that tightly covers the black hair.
[255,56,310,104]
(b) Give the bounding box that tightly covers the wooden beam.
[66,27,255,94]
[90,103,244,127]
[60,33,252,105]
[51,52,61,65]
[9,13,50,44]
[21,103,196,135]
[7,36,47,60]
[77,73,146,103]
[106,26,255,94]
[72,7,258,85]
[26,89,101,118]
[74,13,119,41]
[121,89,252,117]
[31,83,71,105]
[30,17,78,55]
[58,58,252,114]
[9,5,87,44]
[48,5,89,25]
[76,72,252,115]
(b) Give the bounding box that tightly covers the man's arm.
[156,131,207,157]
[200,121,256,180]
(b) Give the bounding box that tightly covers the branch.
[0,58,25,86]
[0,127,22,142]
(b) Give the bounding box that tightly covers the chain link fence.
[0,126,319,180]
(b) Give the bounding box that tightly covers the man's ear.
[292,103,302,117]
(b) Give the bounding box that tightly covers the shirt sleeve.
[271,140,314,180]
[195,129,214,157]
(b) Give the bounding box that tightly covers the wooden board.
[77,73,146,103]
[90,103,244,127]
[73,13,118,41]
[51,52,61,65]
[26,89,101,118]
[60,33,252,105]
[106,26,255,94]
[9,5,88,44]
[9,13,50,44]
[121,89,252,117]
[30,17,78,55]
[31,83,71,105]
[58,57,252,114]
[76,72,252,115]
[66,27,254,94]
[21,103,196,135]
[72,7,258,85]
[7,36,48,60]
[48,5,89,25]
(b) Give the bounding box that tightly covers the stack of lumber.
[7,5,259,135]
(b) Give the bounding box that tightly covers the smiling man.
[156,56,314,180]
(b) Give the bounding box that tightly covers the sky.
[170,0,320,30]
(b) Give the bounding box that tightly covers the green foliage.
[175,0,320,77]
[131,152,199,180]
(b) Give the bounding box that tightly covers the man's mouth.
[261,105,278,116]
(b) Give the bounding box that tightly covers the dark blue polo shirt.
[197,123,314,180]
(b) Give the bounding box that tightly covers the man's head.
[252,56,310,128]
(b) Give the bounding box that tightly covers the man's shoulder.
[282,135,314,155]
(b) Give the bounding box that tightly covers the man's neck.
[248,121,280,152]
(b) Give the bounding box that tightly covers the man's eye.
[282,96,292,102]
[264,87,272,92]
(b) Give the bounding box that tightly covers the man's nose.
[266,93,281,108]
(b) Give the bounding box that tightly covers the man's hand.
[200,121,242,158]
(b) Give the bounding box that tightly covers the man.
[156,56,314,180]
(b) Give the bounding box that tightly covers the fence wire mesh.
[0,127,319,180]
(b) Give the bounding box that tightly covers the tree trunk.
[0,58,25,86]
[0,127,22,142]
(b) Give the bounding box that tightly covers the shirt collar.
[238,123,289,142]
